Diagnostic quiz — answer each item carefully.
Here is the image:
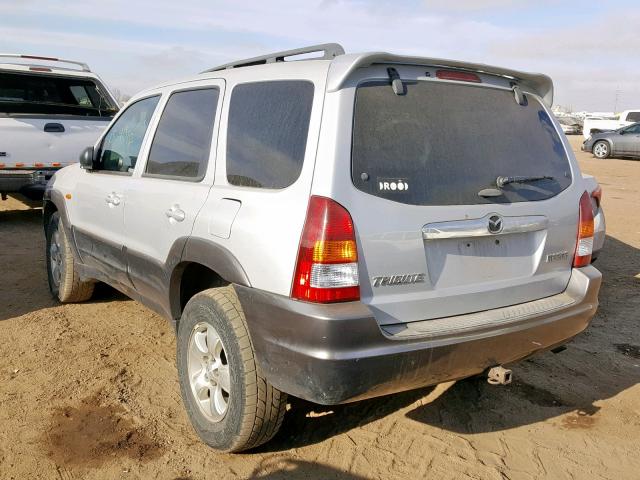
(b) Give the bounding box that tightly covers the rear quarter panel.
[189,62,331,296]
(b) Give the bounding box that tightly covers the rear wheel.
[593,141,610,159]
[46,212,94,302]
[177,286,287,452]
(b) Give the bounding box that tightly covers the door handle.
[44,122,65,133]
[165,205,185,222]
[105,192,122,206]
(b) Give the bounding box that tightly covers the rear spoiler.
[327,53,554,107]
[0,54,91,72]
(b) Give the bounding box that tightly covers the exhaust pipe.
[487,366,512,385]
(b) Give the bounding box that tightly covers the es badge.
[378,178,409,192]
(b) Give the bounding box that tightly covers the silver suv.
[43,44,605,452]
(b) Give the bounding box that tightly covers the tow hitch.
[487,366,513,385]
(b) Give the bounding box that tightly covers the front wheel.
[46,212,94,302]
[592,141,610,159]
[177,286,287,452]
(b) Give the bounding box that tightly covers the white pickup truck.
[583,109,640,139]
[0,54,118,200]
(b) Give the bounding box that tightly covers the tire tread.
[187,286,287,452]
[47,213,94,303]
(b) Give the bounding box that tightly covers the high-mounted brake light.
[436,69,481,83]
[29,67,52,72]
[574,191,595,268]
[291,196,360,303]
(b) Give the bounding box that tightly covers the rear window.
[0,72,117,117]
[226,81,314,189]
[351,80,572,205]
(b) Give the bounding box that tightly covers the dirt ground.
[1,136,639,480]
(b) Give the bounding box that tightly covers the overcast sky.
[1,0,638,112]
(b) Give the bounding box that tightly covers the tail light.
[291,196,360,303]
[573,191,595,268]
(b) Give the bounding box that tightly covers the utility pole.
[614,87,622,113]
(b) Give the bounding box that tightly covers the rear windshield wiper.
[496,175,554,188]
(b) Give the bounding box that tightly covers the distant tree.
[111,88,132,107]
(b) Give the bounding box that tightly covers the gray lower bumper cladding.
[236,266,601,405]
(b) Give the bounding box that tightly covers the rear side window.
[146,88,219,179]
[0,72,117,116]
[226,81,314,189]
[351,81,572,205]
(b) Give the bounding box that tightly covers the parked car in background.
[44,43,603,452]
[583,110,640,139]
[557,116,582,135]
[0,54,118,200]
[582,122,640,160]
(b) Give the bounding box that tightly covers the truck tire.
[593,141,610,159]
[177,286,287,452]
[46,212,94,302]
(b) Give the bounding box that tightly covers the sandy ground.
[0,136,639,480]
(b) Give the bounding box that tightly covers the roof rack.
[0,54,91,72]
[203,43,345,73]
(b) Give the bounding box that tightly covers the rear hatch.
[0,71,117,169]
[346,67,579,326]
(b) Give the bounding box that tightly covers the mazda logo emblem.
[488,215,503,234]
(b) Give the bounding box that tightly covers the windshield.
[351,80,572,206]
[0,72,118,117]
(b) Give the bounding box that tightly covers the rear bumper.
[0,169,56,197]
[236,266,601,405]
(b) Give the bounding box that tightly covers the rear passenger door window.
[145,88,219,180]
[226,81,314,189]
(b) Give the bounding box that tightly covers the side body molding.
[43,190,252,324]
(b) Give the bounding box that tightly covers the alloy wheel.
[187,322,231,422]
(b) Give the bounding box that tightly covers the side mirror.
[619,130,625,135]
[79,146,96,170]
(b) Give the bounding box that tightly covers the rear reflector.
[292,196,360,303]
[574,191,595,268]
[436,69,481,83]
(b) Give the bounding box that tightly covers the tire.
[592,141,610,159]
[177,286,287,452]
[46,212,94,302]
